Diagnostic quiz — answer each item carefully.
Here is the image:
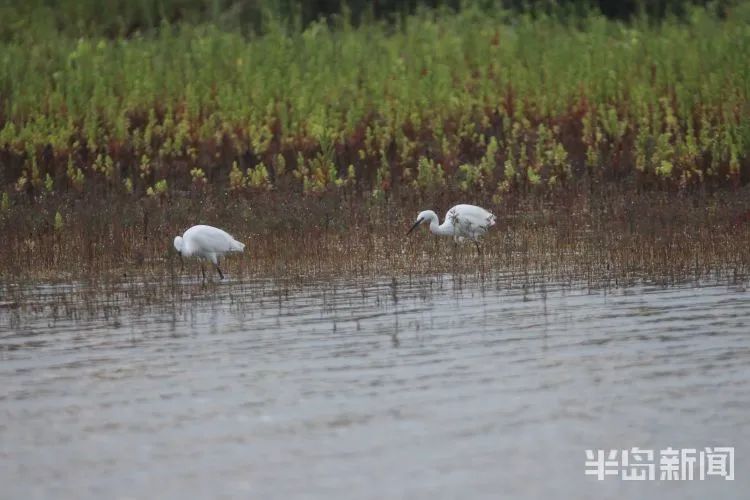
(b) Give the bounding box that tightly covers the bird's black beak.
[178,252,184,271]
[407,218,424,235]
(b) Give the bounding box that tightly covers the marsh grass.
[2,189,748,286]
[2,190,749,329]
[1,5,749,202]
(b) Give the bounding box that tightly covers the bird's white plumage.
[174,225,245,280]
[174,224,245,264]
[409,204,496,242]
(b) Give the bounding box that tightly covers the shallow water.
[1,274,748,499]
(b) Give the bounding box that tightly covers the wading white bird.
[173,225,245,280]
[407,204,496,253]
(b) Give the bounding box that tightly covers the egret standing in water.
[173,225,246,281]
[407,204,496,254]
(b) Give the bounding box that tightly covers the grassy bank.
[1,5,749,202]
[1,4,749,283]
[1,189,749,285]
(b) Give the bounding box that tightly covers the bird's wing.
[455,205,495,228]
[446,207,460,226]
[449,205,497,237]
[446,208,476,236]
[187,226,239,253]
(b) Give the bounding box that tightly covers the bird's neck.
[430,219,453,236]
[181,242,194,257]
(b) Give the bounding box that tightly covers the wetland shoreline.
[1,188,748,287]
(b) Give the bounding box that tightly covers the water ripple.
[1,276,748,499]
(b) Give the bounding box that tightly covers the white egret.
[407,204,496,253]
[173,225,245,280]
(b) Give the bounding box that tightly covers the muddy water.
[1,275,748,499]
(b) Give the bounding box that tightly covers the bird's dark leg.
[474,239,481,257]
[201,263,207,282]
[215,260,225,280]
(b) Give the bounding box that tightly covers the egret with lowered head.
[173,225,245,281]
[407,204,496,253]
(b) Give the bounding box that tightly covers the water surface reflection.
[1,275,748,499]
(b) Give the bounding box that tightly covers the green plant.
[146,179,168,197]
[53,211,64,232]
[44,174,54,193]
[0,192,10,213]
[247,163,271,190]
[229,161,246,191]
[414,156,446,192]
[0,2,747,200]
[190,167,207,189]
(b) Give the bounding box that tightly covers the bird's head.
[407,210,434,235]
[174,236,185,269]
[173,236,184,255]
